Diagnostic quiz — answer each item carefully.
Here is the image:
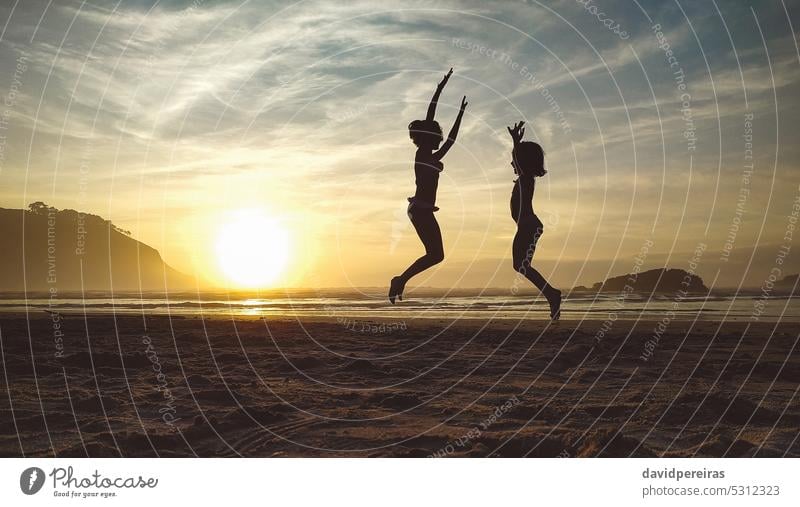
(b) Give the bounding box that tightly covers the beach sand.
[0,314,798,457]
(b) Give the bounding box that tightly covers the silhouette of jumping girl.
[507,121,561,320]
[389,68,467,303]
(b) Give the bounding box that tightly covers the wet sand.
[0,314,798,457]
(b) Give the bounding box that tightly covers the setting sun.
[215,209,290,288]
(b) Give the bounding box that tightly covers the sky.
[0,0,798,290]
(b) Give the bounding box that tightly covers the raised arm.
[426,68,453,121]
[507,121,525,174]
[433,96,468,161]
[507,120,525,147]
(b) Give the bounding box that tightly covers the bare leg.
[390,208,443,303]
[513,222,561,319]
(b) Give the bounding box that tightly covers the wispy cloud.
[0,0,798,287]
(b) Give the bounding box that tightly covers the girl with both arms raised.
[389,68,467,303]
[507,120,561,320]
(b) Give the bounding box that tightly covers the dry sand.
[0,314,798,457]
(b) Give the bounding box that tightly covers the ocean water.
[1,291,799,322]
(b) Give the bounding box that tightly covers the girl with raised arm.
[389,68,467,303]
[507,121,561,320]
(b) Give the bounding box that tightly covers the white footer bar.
[1,458,797,506]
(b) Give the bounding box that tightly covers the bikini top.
[411,155,443,208]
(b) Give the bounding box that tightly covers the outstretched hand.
[507,121,525,144]
[427,69,454,121]
[460,96,468,112]
[438,68,453,89]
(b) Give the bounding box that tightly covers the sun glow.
[215,209,290,288]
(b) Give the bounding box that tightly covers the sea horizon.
[3,290,798,322]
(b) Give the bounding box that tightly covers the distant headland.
[0,202,192,291]
[571,268,709,294]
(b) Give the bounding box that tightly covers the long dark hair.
[512,141,546,177]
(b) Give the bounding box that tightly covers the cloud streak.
[0,0,798,288]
